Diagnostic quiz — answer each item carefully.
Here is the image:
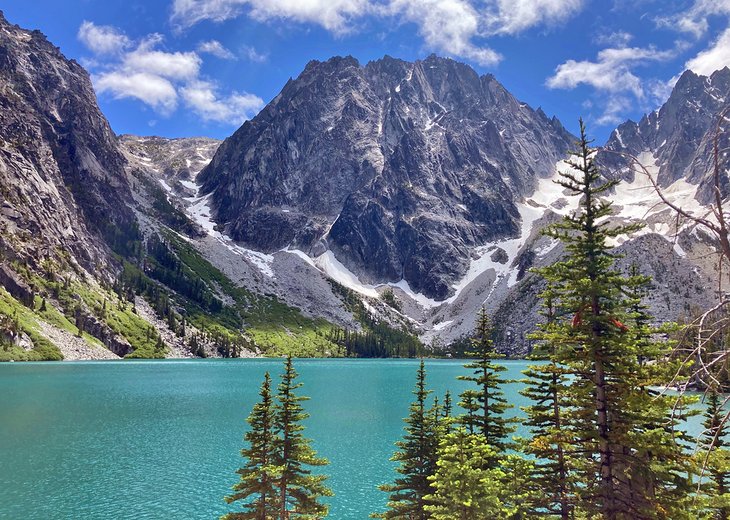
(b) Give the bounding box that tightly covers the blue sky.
[3,0,729,143]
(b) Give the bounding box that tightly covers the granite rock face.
[198,55,575,299]
[598,67,730,202]
[0,11,135,272]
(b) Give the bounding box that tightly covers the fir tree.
[534,119,695,519]
[458,307,515,457]
[275,355,332,519]
[521,290,575,519]
[700,389,730,520]
[375,360,439,519]
[424,427,532,520]
[224,372,282,520]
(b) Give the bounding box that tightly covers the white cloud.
[94,71,178,113]
[77,21,130,55]
[547,45,676,126]
[81,22,263,125]
[594,95,631,126]
[594,30,633,47]
[123,36,201,80]
[657,0,730,37]
[198,40,236,59]
[388,0,501,65]
[170,0,588,66]
[243,46,268,63]
[547,46,674,98]
[180,80,264,123]
[171,0,369,33]
[483,0,585,35]
[685,26,730,75]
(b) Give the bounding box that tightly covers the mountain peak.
[197,54,575,299]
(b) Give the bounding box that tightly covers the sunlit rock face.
[198,54,575,299]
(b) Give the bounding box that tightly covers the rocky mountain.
[198,55,575,299]
[0,11,135,274]
[192,56,727,354]
[599,67,730,201]
[0,12,355,361]
[120,135,220,196]
[0,9,725,360]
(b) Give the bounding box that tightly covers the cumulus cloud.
[81,22,262,124]
[94,71,178,113]
[547,46,674,97]
[77,21,130,55]
[180,80,264,123]
[123,36,201,80]
[388,0,501,65]
[547,45,676,125]
[685,26,730,75]
[657,0,730,37]
[170,0,587,66]
[198,40,236,59]
[483,0,585,35]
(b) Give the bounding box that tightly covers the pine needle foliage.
[424,427,532,520]
[375,360,440,519]
[699,389,730,520]
[224,357,331,520]
[457,307,516,456]
[275,355,332,519]
[224,372,282,519]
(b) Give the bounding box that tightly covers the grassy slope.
[0,287,62,361]
[167,233,343,357]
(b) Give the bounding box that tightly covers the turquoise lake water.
[0,359,704,519]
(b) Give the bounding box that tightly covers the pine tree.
[458,307,515,457]
[534,119,696,519]
[521,290,575,519]
[224,372,282,520]
[274,355,332,519]
[700,389,730,520]
[375,360,439,519]
[424,427,533,520]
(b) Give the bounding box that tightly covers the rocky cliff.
[0,11,135,273]
[198,55,575,299]
[599,67,730,202]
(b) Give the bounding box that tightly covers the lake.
[0,359,704,519]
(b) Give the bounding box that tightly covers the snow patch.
[159,179,173,193]
[313,251,379,298]
[433,320,453,331]
[185,189,275,278]
[180,180,198,192]
[388,279,442,308]
[448,161,579,300]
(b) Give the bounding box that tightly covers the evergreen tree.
[534,119,695,519]
[424,427,532,520]
[458,307,515,457]
[274,355,332,519]
[224,372,282,520]
[375,360,440,519]
[700,389,730,520]
[521,290,575,519]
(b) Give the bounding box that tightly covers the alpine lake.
[0,359,706,519]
